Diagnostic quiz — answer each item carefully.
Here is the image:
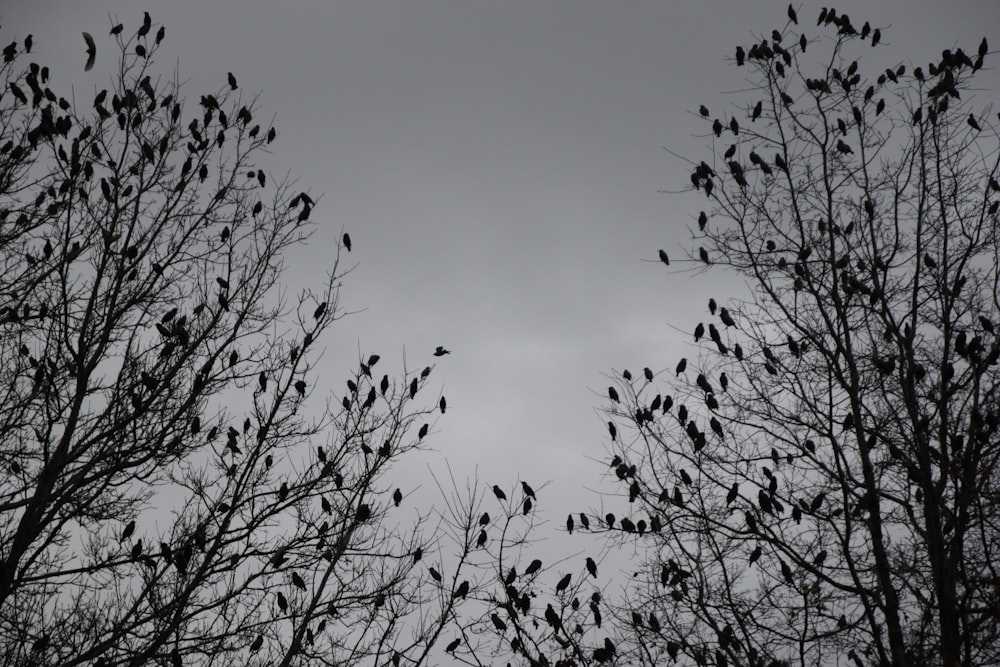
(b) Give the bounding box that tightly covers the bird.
[291,571,306,590]
[699,104,709,117]
[393,488,403,506]
[121,520,136,541]
[433,346,450,356]
[453,580,470,598]
[492,485,507,501]
[342,233,352,251]
[294,380,306,396]
[698,211,708,230]
[521,481,536,499]
[694,322,705,342]
[608,386,619,402]
[249,635,263,653]
[525,558,542,575]
[658,249,670,265]
[699,247,711,264]
[556,573,571,592]
[83,32,96,71]
[968,114,982,131]
[719,308,736,327]
[787,4,797,24]
[586,556,598,578]
[675,358,687,375]
[227,72,238,90]
[751,100,762,121]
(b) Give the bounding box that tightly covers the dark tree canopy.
[0,17,491,667]
[598,7,1000,667]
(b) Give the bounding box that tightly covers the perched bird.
[751,100,762,121]
[227,72,238,90]
[525,558,543,575]
[698,210,708,230]
[83,32,96,71]
[586,556,598,578]
[393,488,403,506]
[521,481,536,499]
[342,233,352,251]
[787,4,797,24]
[556,573,571,592]
[658,249,670,265]
[675,358,687,375]
[719,308,736,327]
[492,485,507,501]
[699,247,711,264]
[433,346,450,356]
[608,386,619,402]
[121,520,136,541]
[699,104,709,117]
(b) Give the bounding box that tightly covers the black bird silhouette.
[694,322,705,342]
[393,488,403,506]
[111,23,124,35]
[719,308,736,327]
[787,4,797,23]
[751,100,762,120]
[453,580,470,598]
[291,571,306,590]
[525,558,542,575]
[83,32,96,71]
[276,591,288,612]
[675,357,687,375]
[249,635,263,653]
[294,380,306,396]
[556,572,571,592]
[698,210,708,230]
[658,249,670,265]
[227,72,238,90]
[121,520,136,541]
[492,485,507,501]
[579,513,590,529]
[445,638,461,653]
[726,482,739,505]
[521,481,536,499]
[643,367,653,381]
[428,566,442,582]
[699,247,711,264]
[608,386,619,402]
[433,346,450,356]
[342,232,352,251]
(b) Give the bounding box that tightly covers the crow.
[433,346,450,356]
[83,32,96,71]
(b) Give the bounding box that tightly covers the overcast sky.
[6,0,1000,558]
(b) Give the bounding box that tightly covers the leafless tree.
[0,17,484,667]
[599,7,1000,667]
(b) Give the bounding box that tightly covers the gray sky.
[7,0,1000,551]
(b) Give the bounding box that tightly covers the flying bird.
[433,346,450,356]
[83,32,96,71]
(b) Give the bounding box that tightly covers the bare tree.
[0,17,483,667]
[598,7,1000,667]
